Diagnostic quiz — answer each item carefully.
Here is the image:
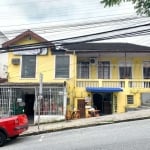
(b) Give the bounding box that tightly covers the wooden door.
[77,99,85,118]
[103,101,112,114]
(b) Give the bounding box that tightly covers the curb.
[21,116,150,137]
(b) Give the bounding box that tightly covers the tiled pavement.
[21,109,150,136]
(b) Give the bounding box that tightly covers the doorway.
[24,94,35,122]
[93,93,112,115]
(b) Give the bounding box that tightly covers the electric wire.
[0,16,149,40]
[1,25,150,54]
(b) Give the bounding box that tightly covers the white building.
[0,31,8,78]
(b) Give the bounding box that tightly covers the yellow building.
[1,30,150,123]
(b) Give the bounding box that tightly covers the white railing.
[76,79,150,88]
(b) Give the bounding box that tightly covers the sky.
[0,0,150,46]
[0,0,136,27]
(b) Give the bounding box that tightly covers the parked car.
[0,114,28,146]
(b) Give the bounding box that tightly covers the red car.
[0,114,28,146]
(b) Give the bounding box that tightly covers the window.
[127,95,134,104]
[143,61,150,79]
[119,62,132,79]
[55,56,69,78]
[77,62,89,79]
[21,55,36,78]
[98,61,110,79]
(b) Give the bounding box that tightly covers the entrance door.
[93,94,103,113]
[77,99,85,118]
[24,94,35,121]
[93,93,112,115]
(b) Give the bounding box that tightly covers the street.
[3,119,150,150]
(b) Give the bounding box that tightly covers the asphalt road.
[3,119,150,150]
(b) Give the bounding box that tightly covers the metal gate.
[0,87,17,117]
[0,85,67,123]
[34,86,67,124]
[35,87,65,115]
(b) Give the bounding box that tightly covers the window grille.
[77,62,89,79]
[127,95,134,104]
[98,61,110,79]
[35,87,64,116]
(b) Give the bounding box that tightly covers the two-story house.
[62,42,150,117]
[0,30,66,124]
[0,30,150,124]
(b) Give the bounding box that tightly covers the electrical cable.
[0,16,149,40]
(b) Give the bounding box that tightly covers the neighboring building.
[0,30,150,123]
[62,42,150,116]
[0,30,66,123]
[0,31,8,78]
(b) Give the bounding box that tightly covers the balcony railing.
[76,79,150,88]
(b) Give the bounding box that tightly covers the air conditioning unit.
[90,57,97,64]
[11,58,20,65]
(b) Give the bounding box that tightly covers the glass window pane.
[77,62,89,79]
[21,55,36,78]
[143,61,150,79]
[98,61,110,79]
[119,67,132,79]
[55,56,69,78]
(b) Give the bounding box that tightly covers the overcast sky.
[0,0,150,46]
[0,0,136,29]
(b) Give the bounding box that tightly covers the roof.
[2,29,48,48]
[62,42,150,53]
[0,31,8,46]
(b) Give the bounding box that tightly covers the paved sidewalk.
[21,109,150,136]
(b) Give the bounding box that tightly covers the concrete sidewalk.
[21,109,150,136]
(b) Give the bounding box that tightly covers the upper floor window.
[143,61,150,79]
[77,62,89,79]
[21,55,36,78]
[119,62,132,79]
[55,56,69,78]
[98,61,110,79]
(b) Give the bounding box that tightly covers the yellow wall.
[8,36,150,114]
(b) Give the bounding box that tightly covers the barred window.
[77,62,89,79]
[127,95,134,104]
[143,61,150,79]
[98,61,110,79]
[119,62,132,79]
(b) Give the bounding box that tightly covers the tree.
[101,0,150,16]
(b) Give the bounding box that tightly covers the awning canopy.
[86,87,123,93]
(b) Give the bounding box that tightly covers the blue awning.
[86,87,123,93]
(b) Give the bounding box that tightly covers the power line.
[0,16,149,40]
[0,22,150,54]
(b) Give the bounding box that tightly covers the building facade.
[0,30,150,123]
[0,31,8,78]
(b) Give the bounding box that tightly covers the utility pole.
[38,73,43,131]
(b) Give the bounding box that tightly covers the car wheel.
[0,131,6,147]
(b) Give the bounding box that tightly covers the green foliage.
[101,0,150,16]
